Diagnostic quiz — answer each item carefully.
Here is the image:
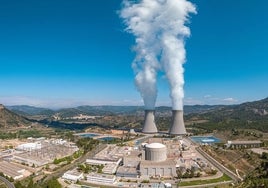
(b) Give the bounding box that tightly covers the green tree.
[46,178,61,188]
[14,181,24,188]
[27,178,34,188]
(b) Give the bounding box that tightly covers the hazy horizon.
[2,96,267,110]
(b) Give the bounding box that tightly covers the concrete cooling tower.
[142,110,158,133]
[169,110,186,135]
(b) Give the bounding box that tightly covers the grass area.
[0,181,7,188]
[179,174,232,186]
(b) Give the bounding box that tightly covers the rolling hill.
[6,105,54,116]
[0,104,32,128]
[187,97,268,132]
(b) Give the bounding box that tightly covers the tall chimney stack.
[169,110,186,135]
[142,110,158,133]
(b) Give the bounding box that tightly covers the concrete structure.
[123,155,141,167]
[0,161,25,180]
[116,151,141,178]
[86,158,121,174]
[226,140,263,149]
[139,160,176,178]
[142,110,158,133]
[12,155,47,167]
[169,110,186,135]
[145,143,167,162]
[86,173,116,184]
[129,129,136,135]
[12,139,78,167]
[16,142,42,151]
[51,139,67,145]
[116,166,139,178]
[111,129,128,135]
[62,170,83,181]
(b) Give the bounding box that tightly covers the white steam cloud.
[120,0,196,110]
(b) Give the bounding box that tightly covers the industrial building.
[116,166,139,178]
[139,142,176,178]
[0,161,25,180]
[86,158,121,174]
[123,151,141,167]
[62,170,83,182]
[226,140,263,149]
[116,150,141,178]
[113,141,180,178]
[16,142,42,151]
[86,173,116,184]
[139,159,177,178]
[11,139,79,167]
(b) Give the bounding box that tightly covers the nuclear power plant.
[142,110,158,133]
[142,109,187,135]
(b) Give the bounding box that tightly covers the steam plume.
[120,0,196,110]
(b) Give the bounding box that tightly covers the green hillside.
[187,97,268,132]
[0,104,32,128]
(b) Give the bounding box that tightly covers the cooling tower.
[142,110,158,133]
[169,110,186,135]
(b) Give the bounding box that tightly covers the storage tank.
[145,143,167,162]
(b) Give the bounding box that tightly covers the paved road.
[178,180,233,188]
[195,147,242,182]
[0,176,15,188]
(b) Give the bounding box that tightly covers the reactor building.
[145,143,167,162]
[140,142,176,178]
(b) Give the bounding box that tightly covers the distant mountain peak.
[0,104,4,110]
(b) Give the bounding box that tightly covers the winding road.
[0,176,15,188]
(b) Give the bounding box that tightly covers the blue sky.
[0,0,267,108]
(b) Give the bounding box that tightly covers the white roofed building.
[62,170,83,182]
[16,142,42,151]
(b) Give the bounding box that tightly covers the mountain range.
[1,97,268,131]
[6,104,224,118]
[187,97,268,132]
